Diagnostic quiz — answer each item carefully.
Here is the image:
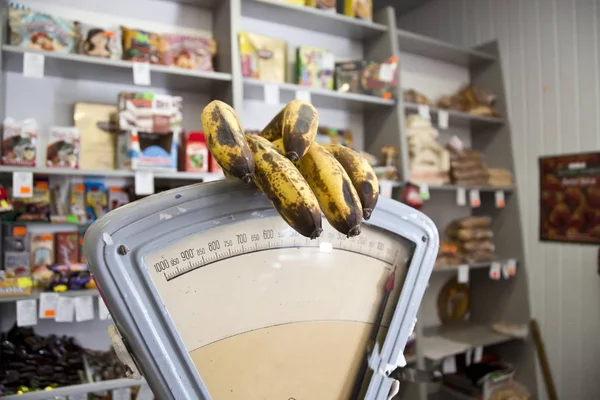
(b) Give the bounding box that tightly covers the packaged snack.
[360,57,398,99]
[239,32,287,83]
[118,92,182,134]
[4,226,30,279]
[334,60,371,93]
[55,232,80,265]
[108,187,130,210]
[296,46,334,89]
[31,233,55,288]
[13,180,50,221]
[315,127,353,147]
[161,34,216,71]
[73,102,118,170]
[49,176,70,219]
[180,131,209,172]
[46,126,80,168]
[306,0,336,11]
[2,117,37,166]
[70,180,87,221]
[76,22,122,60]
[85,181,108,222]
[121,26,163,64]
[344,0,372,20]
[8,3,77,53]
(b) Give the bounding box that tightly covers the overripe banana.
[322,144,379,220]
[201,100,255,183]
[245,135,323,239]
[297,143,363,237]
[260,100,318,161]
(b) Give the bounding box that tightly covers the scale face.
[84,180,438,400]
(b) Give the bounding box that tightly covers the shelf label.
[442,356,457,374]
[55,296,75,322]
[137,385,154,400]
[465,348,473,366]
[503,259,517,279]
[473,346,483,363]
[39,292,59,319]
[16,299,37,327]
[380,180,393,199]
[469,189,481,208]
[419,184,430,200]
[295,89,311,103]
[489,261,501,280]
[379,63,394,82]
[495,190,505,208]
[456,187,466,206]
[263,84,280,105]
[438,109,449,129]
[133,62,151,86]
[457,265,469,283]
[98,296,111,320]
[75,296,95,322]
[418,104,430,119]
[23,53,45,78]
[13,171,33,198]
[135,170,155,195]
[113,387,132,400]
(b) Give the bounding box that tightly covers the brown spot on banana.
[282,100,318,161]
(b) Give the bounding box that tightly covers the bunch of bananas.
[201,100,380,239]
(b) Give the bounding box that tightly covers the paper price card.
[489,261,501,280]
[55,296,75,322]
[39,292,59,319]
[502,259,517,279]
[473,346,483,363]
[75,296,95,322]
[469,189,481,208]
[417,104,430,119]
[380,180,393,198]
[133,62,151,86]
[295,90,311,103]
[112,387,131,400]
[98,296,111,320]
[437,110,449,129]
[419,184,430,200]
[263,84,280,105]
[16,299,37,327]
[137,385,155,400]
[495,190,506,208]
[457,265,469,284]
[379,63,394,82]
[23,53,45,78]
[442,356,457,374]
[13,171,33,198]
[456,187,467,206]
[135,171,155,195]
[465,348,473,366]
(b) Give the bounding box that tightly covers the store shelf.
[162,0,217,8]
[397,29,495,67]
[243,0,388,40]
[433,261,498,272]
[2,46,232,91]
[243,78,395,111]
[0,288,99,303]
[1,378,145,400]
[404,103,505,129]
[427,184,515,193]
[0,166,225,181]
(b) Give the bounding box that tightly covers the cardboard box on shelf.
[73,102,118,170]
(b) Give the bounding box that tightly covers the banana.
[260,100,318,161]
[297,143,363,237]
[201,100,255,183]
[322,144,379,220]
[246,135,323,239]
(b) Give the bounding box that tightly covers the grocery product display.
[403,85,501,117]
[406,114,450,185]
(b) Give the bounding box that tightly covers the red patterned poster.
[539,152,600,244]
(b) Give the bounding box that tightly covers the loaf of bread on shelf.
[403,89,433,106]
[435,240,462,267]
[406,114,450,185]
[446,216,492,230]
[488,168,514,186]
[446,227,494,241]
[436,85,501,117]
[447,146,490,185]
[459,239,496,253]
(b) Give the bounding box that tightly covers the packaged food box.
[85,180,108,222]
[46,126,80,168]
[13,180,50,221]
[108,187,130,210]
[315,127,353,148]
[73,102,118,171]
[55,232,80,265]
[239,32,287,83]
[296,45,334,89]
[344,0,372,20]
[161,34,217,71]
[360,57,398,99]
[306,0,336,11]
[181,131,209,173]
[2,117,37,166]
[334,60,371,93]
[121,26,162,64]
[3,226,30,279]
[76,22,122,60]
[118,92,182,134]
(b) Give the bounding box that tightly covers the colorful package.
[121,26,162,64]
[296,45,334,89]
[344,0,372,20]
[2,117,37,166]
[46,126,80,168]
[76,22,122,60]
[239,32,287,83]
[161,34,216,71]
[108,187,130,210]
[180,131,209,172]
[306,0,336,11]
[55,232,80,265]
[8,3,77,53]
[334,60,371,93]
[85,181,108,222]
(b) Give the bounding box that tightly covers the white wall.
[399,1,600,398]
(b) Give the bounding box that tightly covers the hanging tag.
[263,84,280,105]
[457,265,469,283]
[473,346,483,363]
[16,299,37,327]
[418,104,430,119]
[442,356,457,374]
[469,189,481,208]
[495,190,505,208]
[137,385,154,400]
[438,110,449,129]
[465,348,473,366]
[55,296,75,322]
[503,259,517,279]
[456,187,467,206]
[419,184,430,200]
[489,261,501,280]
[380,180,393,198]
[23,53,45,78]
[98,296,111,320]
[39,292,59,319]
[295,90,311,103]
[12,171,33,198]
[133,62,151,86]
[112,387,132,400]
[75,296,95,322]
[135,171,155,195]
[378,63,394,82]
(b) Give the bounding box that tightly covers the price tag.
[442,356,457,374]
[75,296,94,322]
[263,84,280,105]
[419,184,430,200]
[135,171,155,195]
[457,265,469,283]
[417,104,430,119]
[380,180,393,199]
[469,189,481,208]
[23,53,45,78]
[503,259,517,279]
[98,296,110,320]
[438,110,449,129]
[378,63,394,82]
[16,299,37,327]
[295,90,311,103]
[473,346,483,363]
[112,387,131,400]
[55,296,75,322]
[495,190,505,208]
[321,52,335,70]
[13,171,33,198]
[489,261,501,280]
[133,62,151,86]
[465,348,473,366]
[137,385,155,400]
[39,292,59,319]
[456,187,466,206]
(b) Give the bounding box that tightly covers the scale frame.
[84,180,438,400]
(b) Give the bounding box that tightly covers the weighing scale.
[83,180,439,400]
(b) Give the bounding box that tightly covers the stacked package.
[445,216,496,264]
[448,147,489,186]
[488,168,513,187]
[435,240,462,267]
[406,114,450,185]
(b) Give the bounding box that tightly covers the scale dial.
[144,214,414,400]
